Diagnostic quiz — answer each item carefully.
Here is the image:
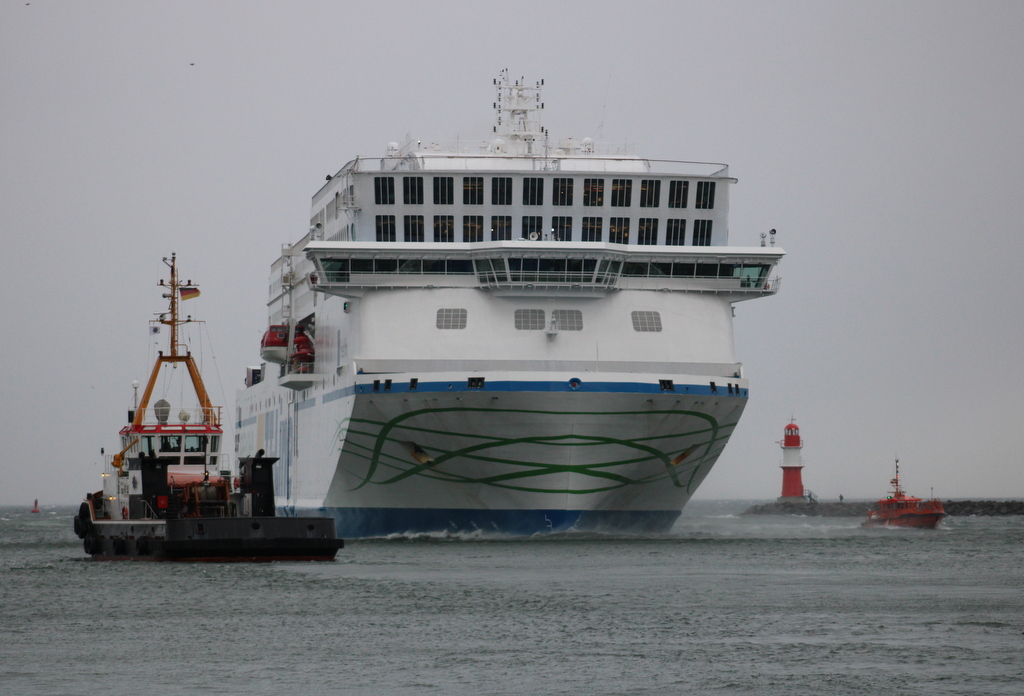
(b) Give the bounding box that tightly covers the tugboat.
[73,254,343,560]
[862,459,945,529]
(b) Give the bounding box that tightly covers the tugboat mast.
[132,253,216,427]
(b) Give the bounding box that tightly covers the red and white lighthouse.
[777,421,808,503]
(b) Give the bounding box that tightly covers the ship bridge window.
[184,435,208,453]
[376,215,396,242]
[631,311,663,332]
[552,178,574,206]
[491,215,512,240]
[640,180,661,208]
[434,215,455,242]
[583,179,604,206]
[666,219,686,245]
[695,262,718,277]
[609,217,630,244]
[404,215,425,242]
[515,309,546,330]
[321,258,349,282]
[436,308,467,329]
[693,219,713,246]
[463,215,484,242]
[582,217,602,242]
[374,177,395,205]
[399,259,422,274]
[638,218,658,245]
[668,180,689,209]
[374,259,399,274]
[403,176,424,204]
[159,435,181,453]
[552,309,583,331]
[552,216,572,241]
[695,181,716,209]
[141,436,156,458]
[475,258,509,284]
[737,264,770,287]
[463,177,484,205]
[350,259,375,274]
[433,177,454,205]
[523,178,544,206]
[492,177,513,205]
[611,179,632,207]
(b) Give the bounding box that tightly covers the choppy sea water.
[1,502,1021,696]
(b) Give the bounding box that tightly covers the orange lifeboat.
[863,459,945,529]
[260,325,290,364]
[290,327,315,373]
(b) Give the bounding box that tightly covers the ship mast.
[132,254,216,426]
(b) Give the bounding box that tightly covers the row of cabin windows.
[435,309,662,332]
[373,176,715,209]
[375,215,713,245]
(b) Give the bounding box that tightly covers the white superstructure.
[236,72,784,535]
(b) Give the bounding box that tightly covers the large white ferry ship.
[236,72,784,536]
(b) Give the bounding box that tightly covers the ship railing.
[131,406,222,427]
[349,154,730,177]
[313,269,780,295]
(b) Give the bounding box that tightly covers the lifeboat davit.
[260,325,289,364]
[291,328,315,373]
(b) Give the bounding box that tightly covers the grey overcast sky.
[2,0,1023,505]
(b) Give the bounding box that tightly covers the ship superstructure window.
[522,216,543,240]
[582,217,602,242]
[434,215,455,242]
[404,215,425,242]
[463,176,484,205]
[523,177,544,206]
[491,215,512,241]
[403,176,424,205]
[436,308,467,330]
[492,177,513,205]
[665,219,686,245]
[583,178,604,206]
[463,215,484,243]
[637,218,658,245]
[668,180,689,208]
[375,215,396,242]
[695,181,716,209]
[374,176,395,205]
[611,179,632,207]
[693,219,713,246]
[552,309,583,331]
[433,177,454,205]
[514,309,546,330]
[552,178,573,206]
[639,180,661,208]
[631,311,663,332]
[551,216,572,241]
[609,217,630,244]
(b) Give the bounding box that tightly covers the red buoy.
[31,499,41,513]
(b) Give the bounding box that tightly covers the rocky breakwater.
[743,500,1024,516]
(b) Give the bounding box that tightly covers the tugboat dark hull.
[80,516,343,561]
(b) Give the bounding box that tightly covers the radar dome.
[154,399,171,424]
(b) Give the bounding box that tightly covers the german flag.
[179,287,200,301]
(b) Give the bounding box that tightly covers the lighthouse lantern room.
[777,421,809,503]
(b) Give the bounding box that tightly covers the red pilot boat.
[863,459,945,529]
[73,254,343,560]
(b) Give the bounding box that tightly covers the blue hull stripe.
[279,506,681,538]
